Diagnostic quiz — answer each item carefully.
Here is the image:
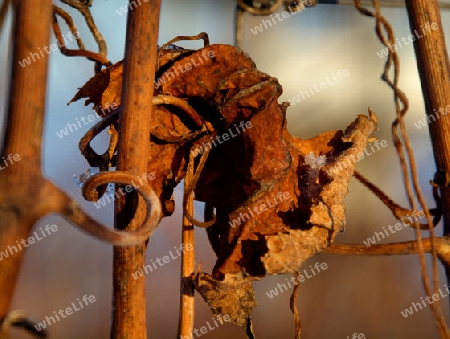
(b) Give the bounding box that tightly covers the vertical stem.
[2,0,50,176]
[405,0,450,321]
[0,0,52,318]
[178,183,195,338]
[235,5,245,48]
[112,1,161,338]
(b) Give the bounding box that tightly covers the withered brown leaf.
[70,38,378,338]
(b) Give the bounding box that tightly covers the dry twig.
[58,0,109,72]
[52,5,111,66]
[178,152,197,338]
[110,0,161,337]
[290,271,301,339]
[354,170,441,229]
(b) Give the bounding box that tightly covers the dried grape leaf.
[194,270,256,337]
[71,38,378,337]
[159,44,377,337]
[69,60,123,117]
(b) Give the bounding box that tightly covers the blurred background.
[1,0,450,338]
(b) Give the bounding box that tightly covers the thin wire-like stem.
[235,5,245,48]
[52,5,112,66]
[353,0,448,336]
[354,171,441,229]
[339,0,450,8]
[52,5,84,49]
[290,271,301,339]
[323,237,450,262]
[183,146,216,228]
[178,152,196,338]
[59,0,109,72]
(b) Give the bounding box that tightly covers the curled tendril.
[78,107,119,170]
[159,32,210,53]
[156,32,210,72]
[153,95,203,128]
[78,95,207,190]
[76,171,162,245]
[183,146,216,228]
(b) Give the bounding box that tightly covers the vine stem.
[404,0,450,325]
[323,237,450,259]
[0,0,53,326]
[111,1,161,338]
[178,153,196,338]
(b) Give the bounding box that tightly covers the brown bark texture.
[111,1,161,338]
[405,0,450,244]
[0,0,53,320]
